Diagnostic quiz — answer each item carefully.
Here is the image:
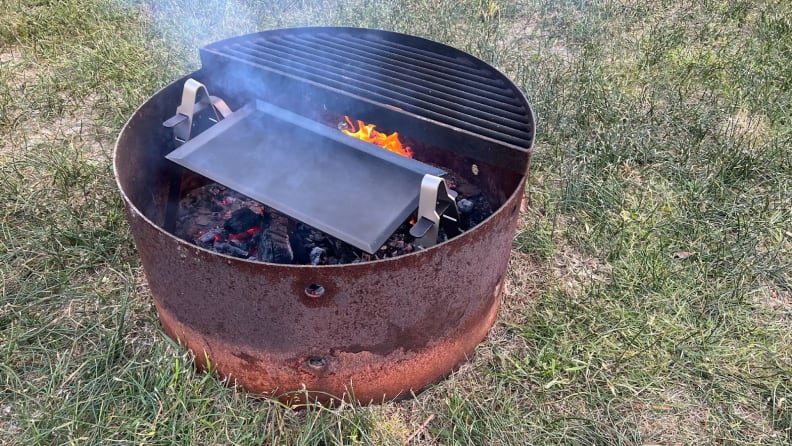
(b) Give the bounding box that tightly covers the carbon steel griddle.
[166,100,445,253]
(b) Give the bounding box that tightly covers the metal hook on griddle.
[163,78,232,145]
[410,174,461,248]
[161,79,233,233]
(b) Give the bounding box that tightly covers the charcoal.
[457,194,487,230]
[273,244,294,264]
[176,169,495,265]
[224,207,261,234]
[452,182,481,198]
[333,239,358,264]
[257,234,275,262]
[257,215,294,264]
[229,238,248,250]
[308,230,325,243]
[289,229,311,264]
[259,210,273,230]
[388,240,405,250]
[197,227,224,245]
[457,198,475,214]
[213,242,249,258]
[310,247,325,265]
[256,233,294,263]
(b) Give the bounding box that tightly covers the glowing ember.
[342,116,414,158]
[228,226,260,241]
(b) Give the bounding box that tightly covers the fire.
[342,116,414,158]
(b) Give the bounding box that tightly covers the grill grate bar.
[294,34,514,97]
[240,40,530,127]
[222,45,533,145]
[315,32,489,75]
[276,35,527,113]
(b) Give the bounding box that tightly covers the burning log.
[224,207,261,234]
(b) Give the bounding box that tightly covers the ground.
[1,0,790,444]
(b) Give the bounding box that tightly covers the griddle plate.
[166,100,445,253]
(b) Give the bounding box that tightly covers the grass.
[1,0,790,444]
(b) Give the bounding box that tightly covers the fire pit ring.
[114,27,533,405]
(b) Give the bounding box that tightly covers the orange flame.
[342,116,414,158]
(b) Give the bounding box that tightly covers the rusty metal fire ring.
[114,27,533,405]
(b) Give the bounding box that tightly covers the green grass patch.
[1,0,790,444]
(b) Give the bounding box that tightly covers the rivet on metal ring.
[306,356,327,369]
[305,283,325,298]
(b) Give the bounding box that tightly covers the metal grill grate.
[199,27,534,172]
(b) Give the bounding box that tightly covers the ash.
[174,174,492,265]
